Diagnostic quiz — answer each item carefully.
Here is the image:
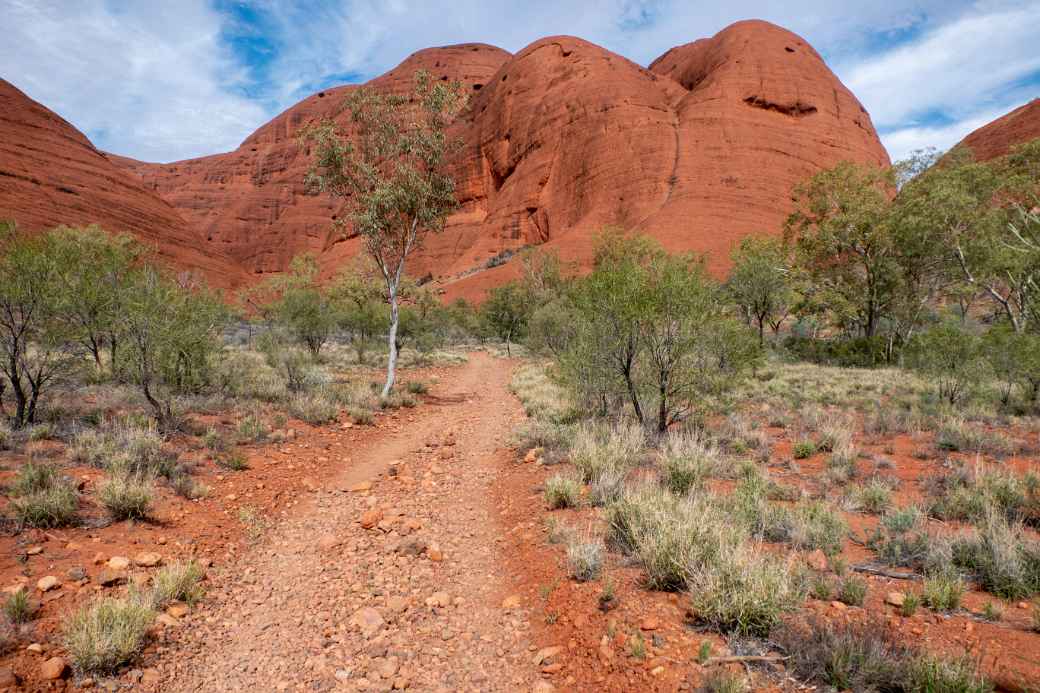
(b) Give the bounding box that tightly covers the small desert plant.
[825,442,858,484]
[237,505,268,542]
[28,423,53,441]
[63,597,155,674]
[905,655,992,693]
[698,671,748,693]
[288,391,339,424]
[217,451,249,472]
[900,593,920,617]
[236,413,268,443]
[544,473,581,509]
[169,472,209,500]
[844,478,893,514]
[837,575,868,606]
[98,474,153,521]
[348,407,374,425]
[811,576,834,600]
[565,533,604,582]
[148,561,205,609]
[660,432,719,494]
[629,632,646,659]
[792,439,816,459]
[405,380,428,395]
[2,590,34,623]
[202,427,226,452]
[569,422,643,484]
[922,571,965,611]
[980,601,1003,622]
[758,500,847,555]
[8,463,78,528]
[949,512,1040,600]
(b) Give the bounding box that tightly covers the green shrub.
[511,420,573,453]
[63,597,155,674]
[901,593,920,617]
[9,461,60,496]
[905,655,992,693]
[28,423,53,441]
[906,322,989,405]
[793,439,816,459]
[845,478,893,514]
[70,424,175,477]
[348,407,374,425]
[698,671,748,693]
[236,413,268,443]
[217,451,249,472]
[570,423,643,484]
[202,427,226,452]
[949,512,1040,600]
[544,473,581,509]
[405,380,428,395]
[98,474,153,521]
[759,500,847,555]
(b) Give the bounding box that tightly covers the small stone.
[640,617,660,631]
[26,643,43,654]
[425,591,450,608]
[156,614,180,627]
[650,666,666,677]
[66,567,87,581]
[392,677,410,690]
[805,549,828,572]
[427,545,444,562]
[26,546,43,556]
[318,535,341,551]
[107,556,130,571]
[352,607,384,638]
[830,601,847,611]
[97,570,127,587]
[386,596,409,613]
[532,680,555,693]
[350,481,373,492]
[532,646,563,665]
[501,594,522,609]
[40,657,68,680]
[524,447,544,463]
[885,592,906,607]
[134,552,162,568]
[166,603,190,618]
[360,509,383,529]
[36,576,60,592]
[0,668,18,687]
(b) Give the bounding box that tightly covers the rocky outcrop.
[0,80,245,290]
[79,21,888,299]
[956,98,1040,161]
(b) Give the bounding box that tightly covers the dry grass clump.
[927,461,1037,524]
[570,422,643,486]
[842,477,894,514]
[757,500,848,555]
[922,570,965,611]
[69,423,176,478]
[698,671,748,693]
[935,417,1015,457]
[775,617,990,693]
[63,597,155,674]
[659,432,721,494]
[544,473,582,509]
[97,474,153,521]
[510,363,576,424]
[949,511,1040,600]
[147,561,205,609]
[236,411,269,443]
[287,390,339,424]
[8,462,78,528]
[565,532,604,582]
[2,589,35,624]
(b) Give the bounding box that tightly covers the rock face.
[19,20,889,298]
[0,80,245,290]
[956,98,1040,161]
[113,44,511,279]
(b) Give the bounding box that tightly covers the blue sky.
[2,0,1038,163]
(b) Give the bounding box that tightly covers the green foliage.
[3,589,34,623]
[922,571,965,611]
[565,534,604,582]
[727,235,792,344]
[246,254,336,357]
[98,474,153,521]
[8,462,78,528]
[148,561,205,609]
[906,322,988,405]
[544,473,582,509]
[303,70,466,396]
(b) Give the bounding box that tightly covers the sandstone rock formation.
[956,98,1040,161]
[0,80,245,290]
[8,20,890,300]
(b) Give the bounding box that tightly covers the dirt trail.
[146,353,540,692]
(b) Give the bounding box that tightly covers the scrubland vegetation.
[508,138,1040,689]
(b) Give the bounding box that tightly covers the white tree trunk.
[382,284,399,398]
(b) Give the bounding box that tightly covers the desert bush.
[869,507,936,568]
[216,452,248,472]
[236,412,269,443]
[659,432,720,494]
[792,439,816,459]
[405,380,428,395]
[825,442,858,484]
[928,462,1034,524]
[63,597,154,674]
[906,322,989,405]
[935,418,1014,456]
[202,427,227,452]
[169,473,208,500]
[565,533,604,582]
[512,420,574,454]
[348,407,374,425]
[98,474,153,521]
[544,473,581,509]
[509,363,575,424]
[69,424,175,478]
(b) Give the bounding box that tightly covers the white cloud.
[879,104,1026,162]
[843,2,1040,130]
[0,0,267,162]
